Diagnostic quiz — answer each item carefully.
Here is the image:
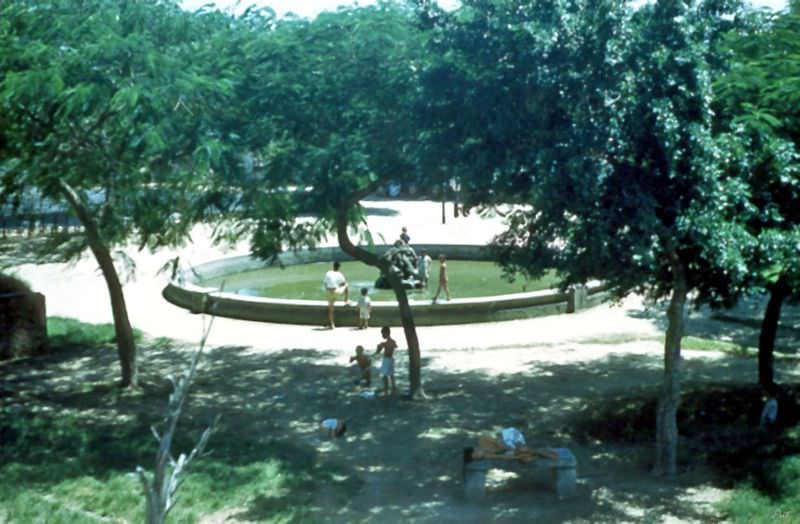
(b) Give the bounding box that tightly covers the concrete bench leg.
[546,448,577,497]
[463,462,487,498]
[552,466,576,497]
[463,447,577,499]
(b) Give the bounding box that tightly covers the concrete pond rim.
[162,244,608,327]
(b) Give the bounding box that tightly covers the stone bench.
[463,447,577,498]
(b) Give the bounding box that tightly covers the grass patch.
[0,408,329,523]
[682,336,756,357]
[0,342,363,523]
[47,317,143,352]
[575,333,755,356]
[573,383,800,523]
[579,333,661,346]
[720,454,800,523]
[202,260,561,300]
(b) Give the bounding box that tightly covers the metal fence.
[0,190,84,237]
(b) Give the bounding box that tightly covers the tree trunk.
[653,254,687,476]
[758,278,790,388]
[59,180,138,388]
[336,207,425,398]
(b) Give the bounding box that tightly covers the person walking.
[432,254,450,303]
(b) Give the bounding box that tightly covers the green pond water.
[202,260,559,301]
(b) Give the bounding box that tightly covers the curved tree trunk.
[336,207,425,398]
[59,180,138,388]
[758,278,790,388]
[653,253,687,476]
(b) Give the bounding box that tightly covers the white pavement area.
[15,200,666,361]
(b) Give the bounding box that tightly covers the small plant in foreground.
[137,310,219,524]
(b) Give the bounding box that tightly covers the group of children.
[401,226,450,302]
[317,227,449,438]
[322,226,452,330]
[349,325,398,396]
[319,325,398,438]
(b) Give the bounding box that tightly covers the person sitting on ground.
[323,261,349,329]
[349,345,371,386]
[319,418,347,438]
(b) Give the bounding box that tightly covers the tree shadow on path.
[1,337,778,523]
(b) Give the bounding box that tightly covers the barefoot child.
[373,326,398,396]
[349,345,371,386]
[357,287,371,329]
[418,250,432,289]
[432,254,450,303]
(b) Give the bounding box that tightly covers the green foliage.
[208,3,427,258]
[0,411,336,523]
[420,0,755,304]
[713,9,800,300]
[47,317,143,351]
[0,0,241,255]
[721,458,800,523]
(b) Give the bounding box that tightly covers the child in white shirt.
[357,287,371,329]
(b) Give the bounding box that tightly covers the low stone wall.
[162,244,608,326]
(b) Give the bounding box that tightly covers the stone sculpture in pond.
[374,241,423,290]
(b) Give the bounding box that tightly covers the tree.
[212,3,430,396]
[419,0,753,475]
[712,8,800,387]
[0,0,238,387]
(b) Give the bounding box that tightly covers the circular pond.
[162,244,608,326]
[201,260,560,302]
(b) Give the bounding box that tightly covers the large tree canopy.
[205,2,431,395]
[419,0,756,475]
[0,0,238,386]
[712,8,800,387]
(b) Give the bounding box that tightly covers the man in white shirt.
[323,261,349,328]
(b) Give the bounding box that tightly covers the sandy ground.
[9,200,800,523]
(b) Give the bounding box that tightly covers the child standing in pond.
[432,254,450,303]
[418,250,432,289]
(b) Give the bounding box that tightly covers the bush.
[0,273,46,360]
[721,455,800,523]
[47,317,143,351]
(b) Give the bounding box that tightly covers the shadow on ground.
[1,334,793,523]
